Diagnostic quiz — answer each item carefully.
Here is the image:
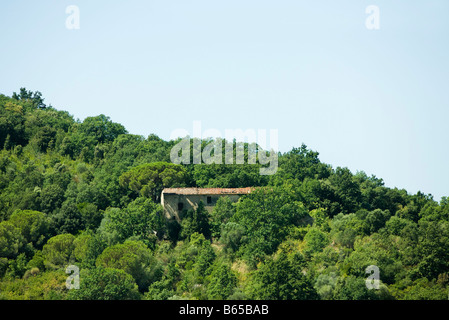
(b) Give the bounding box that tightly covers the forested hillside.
[1,89,448,300]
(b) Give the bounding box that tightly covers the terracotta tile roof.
[162,187,253,195]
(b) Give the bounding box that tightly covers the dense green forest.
[1,88,448,300]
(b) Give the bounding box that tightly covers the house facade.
[161,187,253,220]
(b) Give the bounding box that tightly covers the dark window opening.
[207,196,212,204]
[178,202,184,211]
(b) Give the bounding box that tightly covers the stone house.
[161,187,253,220]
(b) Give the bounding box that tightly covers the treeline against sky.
[1,89,448,300]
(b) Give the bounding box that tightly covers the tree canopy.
[0,89,447,301]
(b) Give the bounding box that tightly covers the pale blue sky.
[1,1,448,200]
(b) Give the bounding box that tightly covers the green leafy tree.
[400,278,447,300]
[210,196,235,237]
[192,162,267,188]
[99,198,165,248]
[232,185,307,265]
[314,272,338,300]
[0,270,67,300]
[206,263,238,300]
[12,88,46,109]
[8,210,50,249]
[0,100,26,149]
[248,250,318,300]
[328,167,362,214]
[95,240,161,292]
[39,184,65,214]
[181,201,211,240]
[333,274,394,300]
[330,213,367,249]
[80,233,108,268]
[219,222,246,253]
[68,267,140,300]
[344,234,403,285]
[51,200,83,235]
[77,203,102,231]
[77,114,126,144]
[0,221,25,259]
[119,162,188,202]
[32,126,57,152]
[191,236,216,283]
[145,260,180,300]
[385,215,414,236]
[411,221,449,280]
[42,233,75,270]
[72,232,92,267]
[6,252,28,278]
[271,144,331,184]
[365,209,391,234]
[304,227,330,255]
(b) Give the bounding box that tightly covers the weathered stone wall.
[162,193,241,220]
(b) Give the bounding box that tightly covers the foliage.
[0,270,67,300]
[95,240,161,292]
[206,263,238,299]
[247,250,318,300]
[0,89,448,300]
[119,162,188,202]
[210,196,235,238]
[99,197,165,248]
[41,234,76,270]
[67,267,140,300]
[180,201,211,240]
[232,185,307,266]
